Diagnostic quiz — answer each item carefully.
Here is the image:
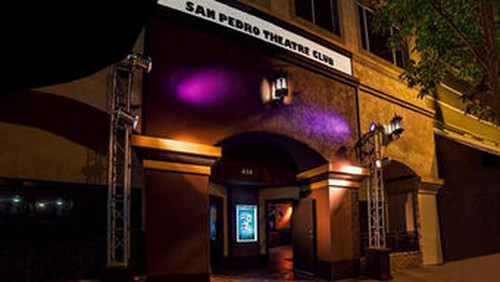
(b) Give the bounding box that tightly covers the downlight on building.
[1,0,499,281]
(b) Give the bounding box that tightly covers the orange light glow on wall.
[276,204,293,230]
[328,179,352,187]
[339,165,365,175]
[283,206,293,222]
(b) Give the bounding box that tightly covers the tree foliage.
[370,0,500,122]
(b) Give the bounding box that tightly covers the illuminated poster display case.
[210,203,217,241]
[236,204,258,243]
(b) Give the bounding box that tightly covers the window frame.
[357,3,408,68]
[294,0,342,37]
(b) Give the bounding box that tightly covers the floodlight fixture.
[127,53,152,73]
[375,157,391,169]
[116,108,139,130]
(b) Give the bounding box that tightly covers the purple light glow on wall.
[169,68,236,107]
[307,111,351,139]
[285,104,351,140]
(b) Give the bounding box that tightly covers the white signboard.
[158,0,353,76]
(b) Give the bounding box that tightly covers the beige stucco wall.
[238,0,438,175]
[0,67,111,185]
[358,92,438,179]
[239,1,444,267]
[0,122,98,184]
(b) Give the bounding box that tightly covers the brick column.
[297,163,367,280]
[132,135,221,282]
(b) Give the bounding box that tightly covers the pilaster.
[418,177,444,265]
[132,135,221,281]
[297,163,368,280]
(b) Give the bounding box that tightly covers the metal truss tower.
[358,127,386,248]
[107,53,151,267]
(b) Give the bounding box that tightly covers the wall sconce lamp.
[384,114,404,141]
[270,70,289,106]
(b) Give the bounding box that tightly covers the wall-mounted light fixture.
[273,70,288,99]
[384,114,404,141]
[270,70,289,106]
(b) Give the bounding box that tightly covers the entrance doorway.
[266,200,294,273]
[209,132,326,279]
[267,201,293,249]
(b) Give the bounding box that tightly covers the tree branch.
[430,1,488,69]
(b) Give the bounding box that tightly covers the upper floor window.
[357,3,408,68]
[295,0,341,36]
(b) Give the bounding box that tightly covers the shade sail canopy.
[1,0,155,94]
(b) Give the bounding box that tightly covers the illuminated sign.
[158,0,352,76]
[236,204,258,243]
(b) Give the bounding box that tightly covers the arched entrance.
[359,159,422,271]
[383,160,420,254]
[208,132,327,278]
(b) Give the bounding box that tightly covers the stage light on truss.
[116,108,139,130]
[127,53,152,73]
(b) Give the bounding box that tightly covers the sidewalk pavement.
[212,253,500,281]
[342,253,500,282]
